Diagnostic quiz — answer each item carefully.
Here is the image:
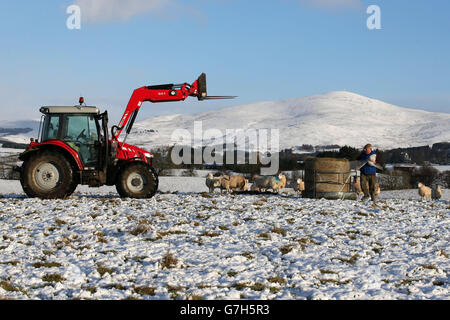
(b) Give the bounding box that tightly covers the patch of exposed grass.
[280,245,294,255]
[241,252,254,260]
[227,271,238,277]
[219,225,229,231]
[167,284,184,298]
[372,247,383,254]
[334,254,359,265]
[0,281,18,292]
[286,218,295,225]
[250,283,266,291]
[187,294,204,300]
[82,286,97,294]
[0,261,20,266]
[297,237,318,250]
[42,273,65,283]
[32,262,62,268]
[319,279,351,286]
[421,264,438,271]
[161,251,178,269]
[55,219,67,226]
[196,213,211,220]
[258,232,271,240]
[134,286,156,296]
[103,284,126,291]
[231,282,248,291]
[252,201,265,207]
[319,269,338,275]
[55,237,76,250]
[97,265,115,276]
[158,230,188,237]
[200,192,213,198]
[200,231,220,237]
[272,227,287,236]
[268,277,286,285]
[130,220,152,236]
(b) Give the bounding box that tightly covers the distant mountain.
[0,120,40,144]
[127,91,450,151]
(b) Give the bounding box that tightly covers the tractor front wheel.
[21,151,77,199]
[116,163,158,199]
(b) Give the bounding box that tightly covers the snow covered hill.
[128,91,450,151]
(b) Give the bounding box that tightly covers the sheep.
[432,185,442,200]
[295,178,305,194]
[418,183,432,201]
[219,175,248,193]
[205,173,223,193]
[253,174,286,193]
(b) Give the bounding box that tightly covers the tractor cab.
[38,106,106,169]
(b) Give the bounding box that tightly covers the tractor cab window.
[41,115,61,142]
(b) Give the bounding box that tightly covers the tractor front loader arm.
[111,73,236,142]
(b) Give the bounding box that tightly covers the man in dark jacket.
[358,144,377,203]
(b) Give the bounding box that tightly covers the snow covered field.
[0,179,448,300]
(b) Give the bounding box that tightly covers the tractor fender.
[19,142,84,171]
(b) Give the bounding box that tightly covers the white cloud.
[301,0,363,10]
[74,0,172,23]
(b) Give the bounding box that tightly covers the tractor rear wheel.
[21,151,77,199]
[116,163,158,199]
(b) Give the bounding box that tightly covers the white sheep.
[418,183,432,201]
[296,178,305,194]
[253,174,286,193]
[219,175,248,193]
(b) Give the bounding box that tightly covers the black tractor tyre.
[20,151,78,199]
[116,163,159,199]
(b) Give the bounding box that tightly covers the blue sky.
[0,0,449,123]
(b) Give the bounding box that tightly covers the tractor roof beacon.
[18,73,235,199]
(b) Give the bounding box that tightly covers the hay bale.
[304,157,351,198]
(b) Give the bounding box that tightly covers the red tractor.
[18,73,234,199]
